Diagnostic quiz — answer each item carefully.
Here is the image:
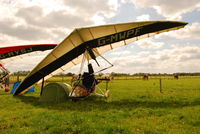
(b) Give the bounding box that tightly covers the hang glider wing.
[0,44,57,63]
[14,21,188,95]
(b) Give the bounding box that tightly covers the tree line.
[8,71,200,77]
[110,72,200,76]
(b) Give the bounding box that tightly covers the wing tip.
[181,21,188,26]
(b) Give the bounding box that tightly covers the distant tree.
[98,73,104,77]
[13,71,30,76]
[110,72,130,77]
[66,72,73,76]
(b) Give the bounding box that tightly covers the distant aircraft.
[0,44,57,90]
[14,21,188,98]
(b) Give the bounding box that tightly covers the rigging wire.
[91,49,113,74]
[78,53,86,76]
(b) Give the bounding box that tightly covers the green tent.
[39,82,72,103]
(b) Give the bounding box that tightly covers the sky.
[0,0,200,74]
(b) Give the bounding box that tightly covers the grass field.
[0,78,200,134]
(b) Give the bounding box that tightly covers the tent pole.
[40,77,45,96]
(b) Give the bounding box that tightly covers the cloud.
[136,14,150,21]
[62,0,119,18]
[129,0,200,19]
[136,38,164,49]
[0,0,120,45]
[0,19,51,40]
[163,46,200,62]
[156,22,200,40]
[110,50,132,56]
[105,45,200,73]
[16,6,93,28]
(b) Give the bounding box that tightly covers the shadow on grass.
[15,95,200,112]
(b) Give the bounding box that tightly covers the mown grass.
[0,78,200,134]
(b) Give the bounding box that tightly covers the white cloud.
[110,50,132,56]
[136,14,150,21]
[62,0,119,19]
[137,51,150,57]
[16,6,93,28]
[91,15,106,25]
[106,45,200,73]
[136,38,164,49]
[0,0,120,46]
[156,22,200,40]
[0,19,52,41]
[129,0,200,19]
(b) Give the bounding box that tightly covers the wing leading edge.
[0,44,57,60]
